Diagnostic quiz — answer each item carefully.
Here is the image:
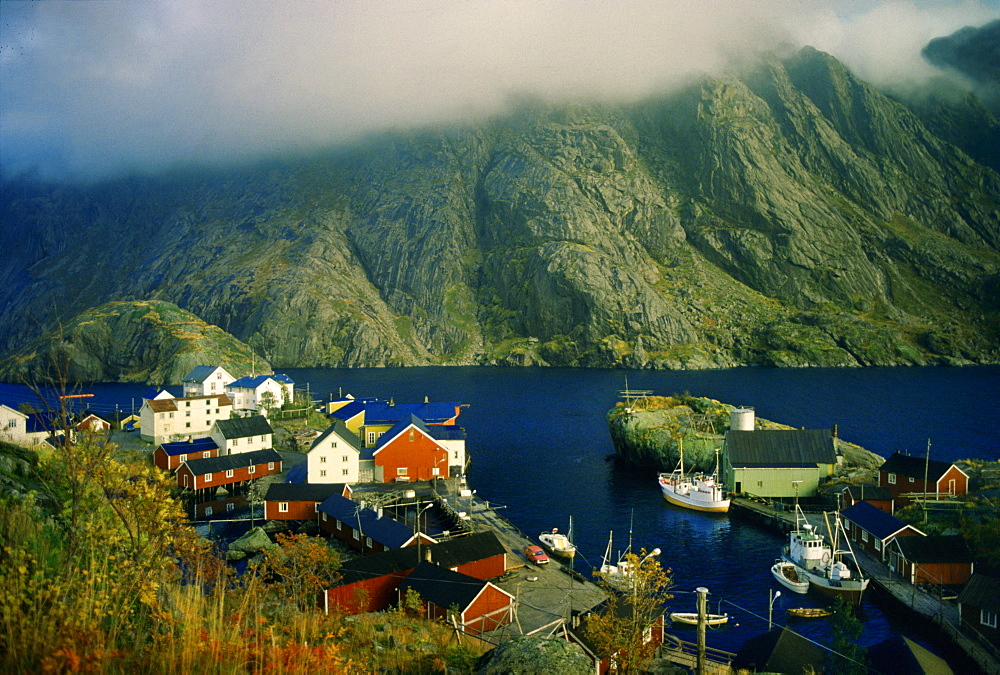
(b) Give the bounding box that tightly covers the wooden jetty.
[657,634,735,674]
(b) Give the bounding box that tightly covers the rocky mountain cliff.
[2,47,998,373]
[0,300,269,385]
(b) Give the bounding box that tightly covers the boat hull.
[661,489,731,513]
[669,612,728,626]
[771,562,809,594]
[805,578,867,605]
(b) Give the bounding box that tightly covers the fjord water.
[3,366,997,661]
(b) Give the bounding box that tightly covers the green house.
[722,429,838,498]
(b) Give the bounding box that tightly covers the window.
[268,462,275,470]
[331,441,337,448]
[180,454,187,462]
[432,467,440,476]
[367,432,376,445]
[320,456,327,463]
[454,451,458,459]
[186,422,191,428]
[7,419,16,428]
[169,412,174,419]
[353,529,360,540]
[260,435,266,442]
[185,401,190,407]
[203,451,210,458]
[183,474,189,488]
[204,506,213,516]
[342,469,349,476]
[757,480,763,488]
[980,610,998,629]
[226,469,234,478]
[887,473,896,485]
[249,465,255,474]
[861,530,869,543]
[409,429,415,442]
[226,502,235,513]
[232,438,238,446]
[278,502,289,513]
[365,536,372,547]
[205,473,212,482]
[206,399,211,405]
[875,538,881,551]
[314,503,319,512]
[320,470,327,477]
[397,467,408,476]
[342,455,348,463]
[909,477,915,483]
[186,411,191,417]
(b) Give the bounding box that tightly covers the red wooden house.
[177,448,282,493]
[567,601,666,674]
[887,535,975,587]
[153,437,219,471]
[324,531,508,615]
[75,412,111,433]
[395,561,514,636]
[958,574,1000,648]
[372,414,450,483]
[263,482,348,521]
[841,500,924,561]
[839,483,895,514]
[878,452,969,506]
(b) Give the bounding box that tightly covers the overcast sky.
[1,0,997,181]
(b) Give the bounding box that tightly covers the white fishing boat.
[669,612,729,626]
[597,518,660,591]
[539,516,576,558]
[658,444,730,513]
[770,559,809,594]
[781,505,869,604]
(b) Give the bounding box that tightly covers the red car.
[524,545,549,565]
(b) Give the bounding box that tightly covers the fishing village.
[2,367,999,674]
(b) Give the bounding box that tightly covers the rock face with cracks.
[1,47,998,374]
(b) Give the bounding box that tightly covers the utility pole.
[924,439,931,525]
[696,586,708,675]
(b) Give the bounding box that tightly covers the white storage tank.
[730,408,755,431]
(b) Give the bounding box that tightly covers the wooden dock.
[656,634,735,674]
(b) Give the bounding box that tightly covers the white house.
[307,420,363,484]
[140,393,233,445]
[182,366,236,397]
[0,404,28,446]
[210,415,274,455]
[225,374,294,415]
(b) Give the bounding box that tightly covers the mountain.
[0,300,269,385]
[1,47,998,373]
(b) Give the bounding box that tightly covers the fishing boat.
[597,519,660,591]
[770,560,809,594]
[781,505,869,604]
[657,444,730,513]
[539,516,576,558]
[787,607,832,619]
[669,612,729,626]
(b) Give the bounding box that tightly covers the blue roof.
[841,500,919,539]
[329,399,369,422]
[285,464,308,484]
[183,365,221,383]
[363,401,462,425]
[158,437,219,456]
[227,375,279,389]
[318,494,416,549]
[26,412,70,434]
[272,373,294,384]
[143,388,175,400]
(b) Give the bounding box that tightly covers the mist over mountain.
[2,46,998,377]
[923,19,1000,98]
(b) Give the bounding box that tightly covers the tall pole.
[924,439,931,525]
[696,586,708,675]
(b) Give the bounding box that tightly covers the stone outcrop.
[1,47,998,373]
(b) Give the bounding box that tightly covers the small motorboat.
[771,560,809,594]
[539,517,576,558]
[787,607,832,619]
[668,612,729,626]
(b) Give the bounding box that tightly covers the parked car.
[524,544,549,565]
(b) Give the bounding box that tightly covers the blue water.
[3,365,998,664]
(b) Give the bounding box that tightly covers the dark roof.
[880,452,960,482]
[337,531,506,585]
[396,561,491,611]
[725,429,837,468]
[329,400,368,422]
[26,412,71,434]
[213,415,273,439]
[264,482,345,502]
[374,414,438,452]
[428,424,466,441]
[157,437,219,457]
[894,535,974,564]
[310,420,362,452]
[732,626,826,674]
[364,401,463,425]
[228,375,283,389]
[841,483,893,502]
[841,501,919,540]
[183,449,281,476]
[867,634,951,675]
[958,574,1000,612]
[318,494,416,549]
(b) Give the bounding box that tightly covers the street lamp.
[415,502,434,563]
[769,589,781,629]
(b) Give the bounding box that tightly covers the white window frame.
[278,502,289,513]
[226,469,234,478]
[982,610,998,629]
[861,530,869,543]
[887,473,896,485]
[397,467,408,476]
[248,465,255,474]
[204,473,212,482]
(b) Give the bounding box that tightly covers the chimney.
[832,424,838,439]
[377,507,383,519]
[424,395,429,404]
[425,547,432,563]
[389,398,394,407]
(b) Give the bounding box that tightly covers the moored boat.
[658,445,730,513]
[539,516,576,558]
[669,612,729,626]
[597,519,660,591]
[787,607,832,619]
[782,505,869,604]
[771,560,809,594]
